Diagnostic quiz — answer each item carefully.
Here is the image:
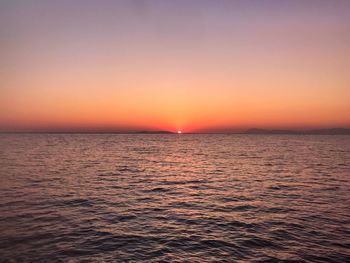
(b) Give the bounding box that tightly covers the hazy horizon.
[1,126,350,134]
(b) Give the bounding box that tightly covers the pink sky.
[1,1,349,132]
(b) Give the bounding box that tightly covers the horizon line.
[1,127,350,135]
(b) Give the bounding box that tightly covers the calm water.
[0,134,349,262]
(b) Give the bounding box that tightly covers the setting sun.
[177,131,182,134]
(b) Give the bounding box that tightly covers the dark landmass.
[0,130,175,134]
[246,128,350,135]
[133,131,174,134]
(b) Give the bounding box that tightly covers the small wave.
[240,237,282,249]
[61,198,95,207]
[143,187,171,193]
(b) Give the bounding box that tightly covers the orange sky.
[1,1,349,132]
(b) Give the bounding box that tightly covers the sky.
[1,0,350,132]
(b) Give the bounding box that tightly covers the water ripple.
[0,134,350,262]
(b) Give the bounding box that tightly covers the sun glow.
[1,1,349,133]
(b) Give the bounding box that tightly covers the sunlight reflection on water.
[0,134,350,262]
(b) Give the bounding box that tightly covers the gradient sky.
[1,0,350,132]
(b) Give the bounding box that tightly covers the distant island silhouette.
[245,128,350,135]
[133,131,174,134]
[0,130,176,134]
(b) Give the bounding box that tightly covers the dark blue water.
[0,134,349,262]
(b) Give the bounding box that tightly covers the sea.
[0,134,349,262]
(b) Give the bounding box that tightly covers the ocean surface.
[0,134,349,262]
